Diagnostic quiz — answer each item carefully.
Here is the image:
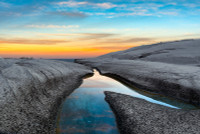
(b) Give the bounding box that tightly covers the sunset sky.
[0,0,200,58]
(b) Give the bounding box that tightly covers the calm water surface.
[56,70,197,134]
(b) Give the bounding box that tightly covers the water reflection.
[57,70,196,134]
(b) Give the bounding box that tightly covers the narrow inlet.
[56,69,197,134]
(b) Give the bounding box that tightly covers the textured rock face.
[76,39,200,105]
[0,59,92,134]
[99,39,200,66]
[105,91,200,134]
[78,59,200,106]
[75,39,200,134]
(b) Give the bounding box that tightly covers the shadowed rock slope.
[105,91,200,134]
[0,58,92,134]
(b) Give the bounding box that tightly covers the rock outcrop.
[77,59,200,106]
[76,39,200,106]
[105,91,200,134]
[99,39,200,66]
[0,58,92,134]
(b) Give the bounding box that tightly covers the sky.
[0,0,200,58]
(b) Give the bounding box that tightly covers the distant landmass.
[49,59,75,62]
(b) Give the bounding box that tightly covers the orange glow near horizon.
[0,34,159,58]
[0,34,198,59]
[0,42,135,58]
[1,0,200,59]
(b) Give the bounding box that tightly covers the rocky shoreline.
[76,39,200,134]
[1,39,199,133]
[76,59,200,106]
[0,58,92,134]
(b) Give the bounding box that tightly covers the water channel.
[56,69,197,134]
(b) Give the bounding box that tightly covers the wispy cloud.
[158,11,179,16]
[0,38,70,45]
[91,11,153,18]
[78,33,117,40]
[76,2,181,18]
[0,0,199,59]
[102,37,155,43]
[38,32,117,40]
[25,24,79,29]
[183,3,200,8]
[48,11,88,18]
[57,1,88,7]
[95,3,118,9]
[180,33,200,37]
[0,2,11,8]
[114,12,153,17]
[56,1,125,9]
[0,32,116,45]
[91,46,132,50]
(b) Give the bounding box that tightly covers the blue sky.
[0,0,200,58]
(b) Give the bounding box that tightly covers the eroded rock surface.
[0,58,92,134]
[105,91,200,134]
[78,59,200,105]
[76,39,200,105]
[99,39,200,66]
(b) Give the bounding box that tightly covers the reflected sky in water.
[57,70,196,134]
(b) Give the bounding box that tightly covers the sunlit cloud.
[56,1,125,9]
[180,33,200,38]
[95,3,118,9]
[0,38,70,45]
[101,37,155,44]
[77,33,117,40]
[0,0,200,58]
[25,24,79,29]
[57,1,88,7]
[38,33,116,39]
[91,46,132,50]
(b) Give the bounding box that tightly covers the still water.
[56,70,197,134]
